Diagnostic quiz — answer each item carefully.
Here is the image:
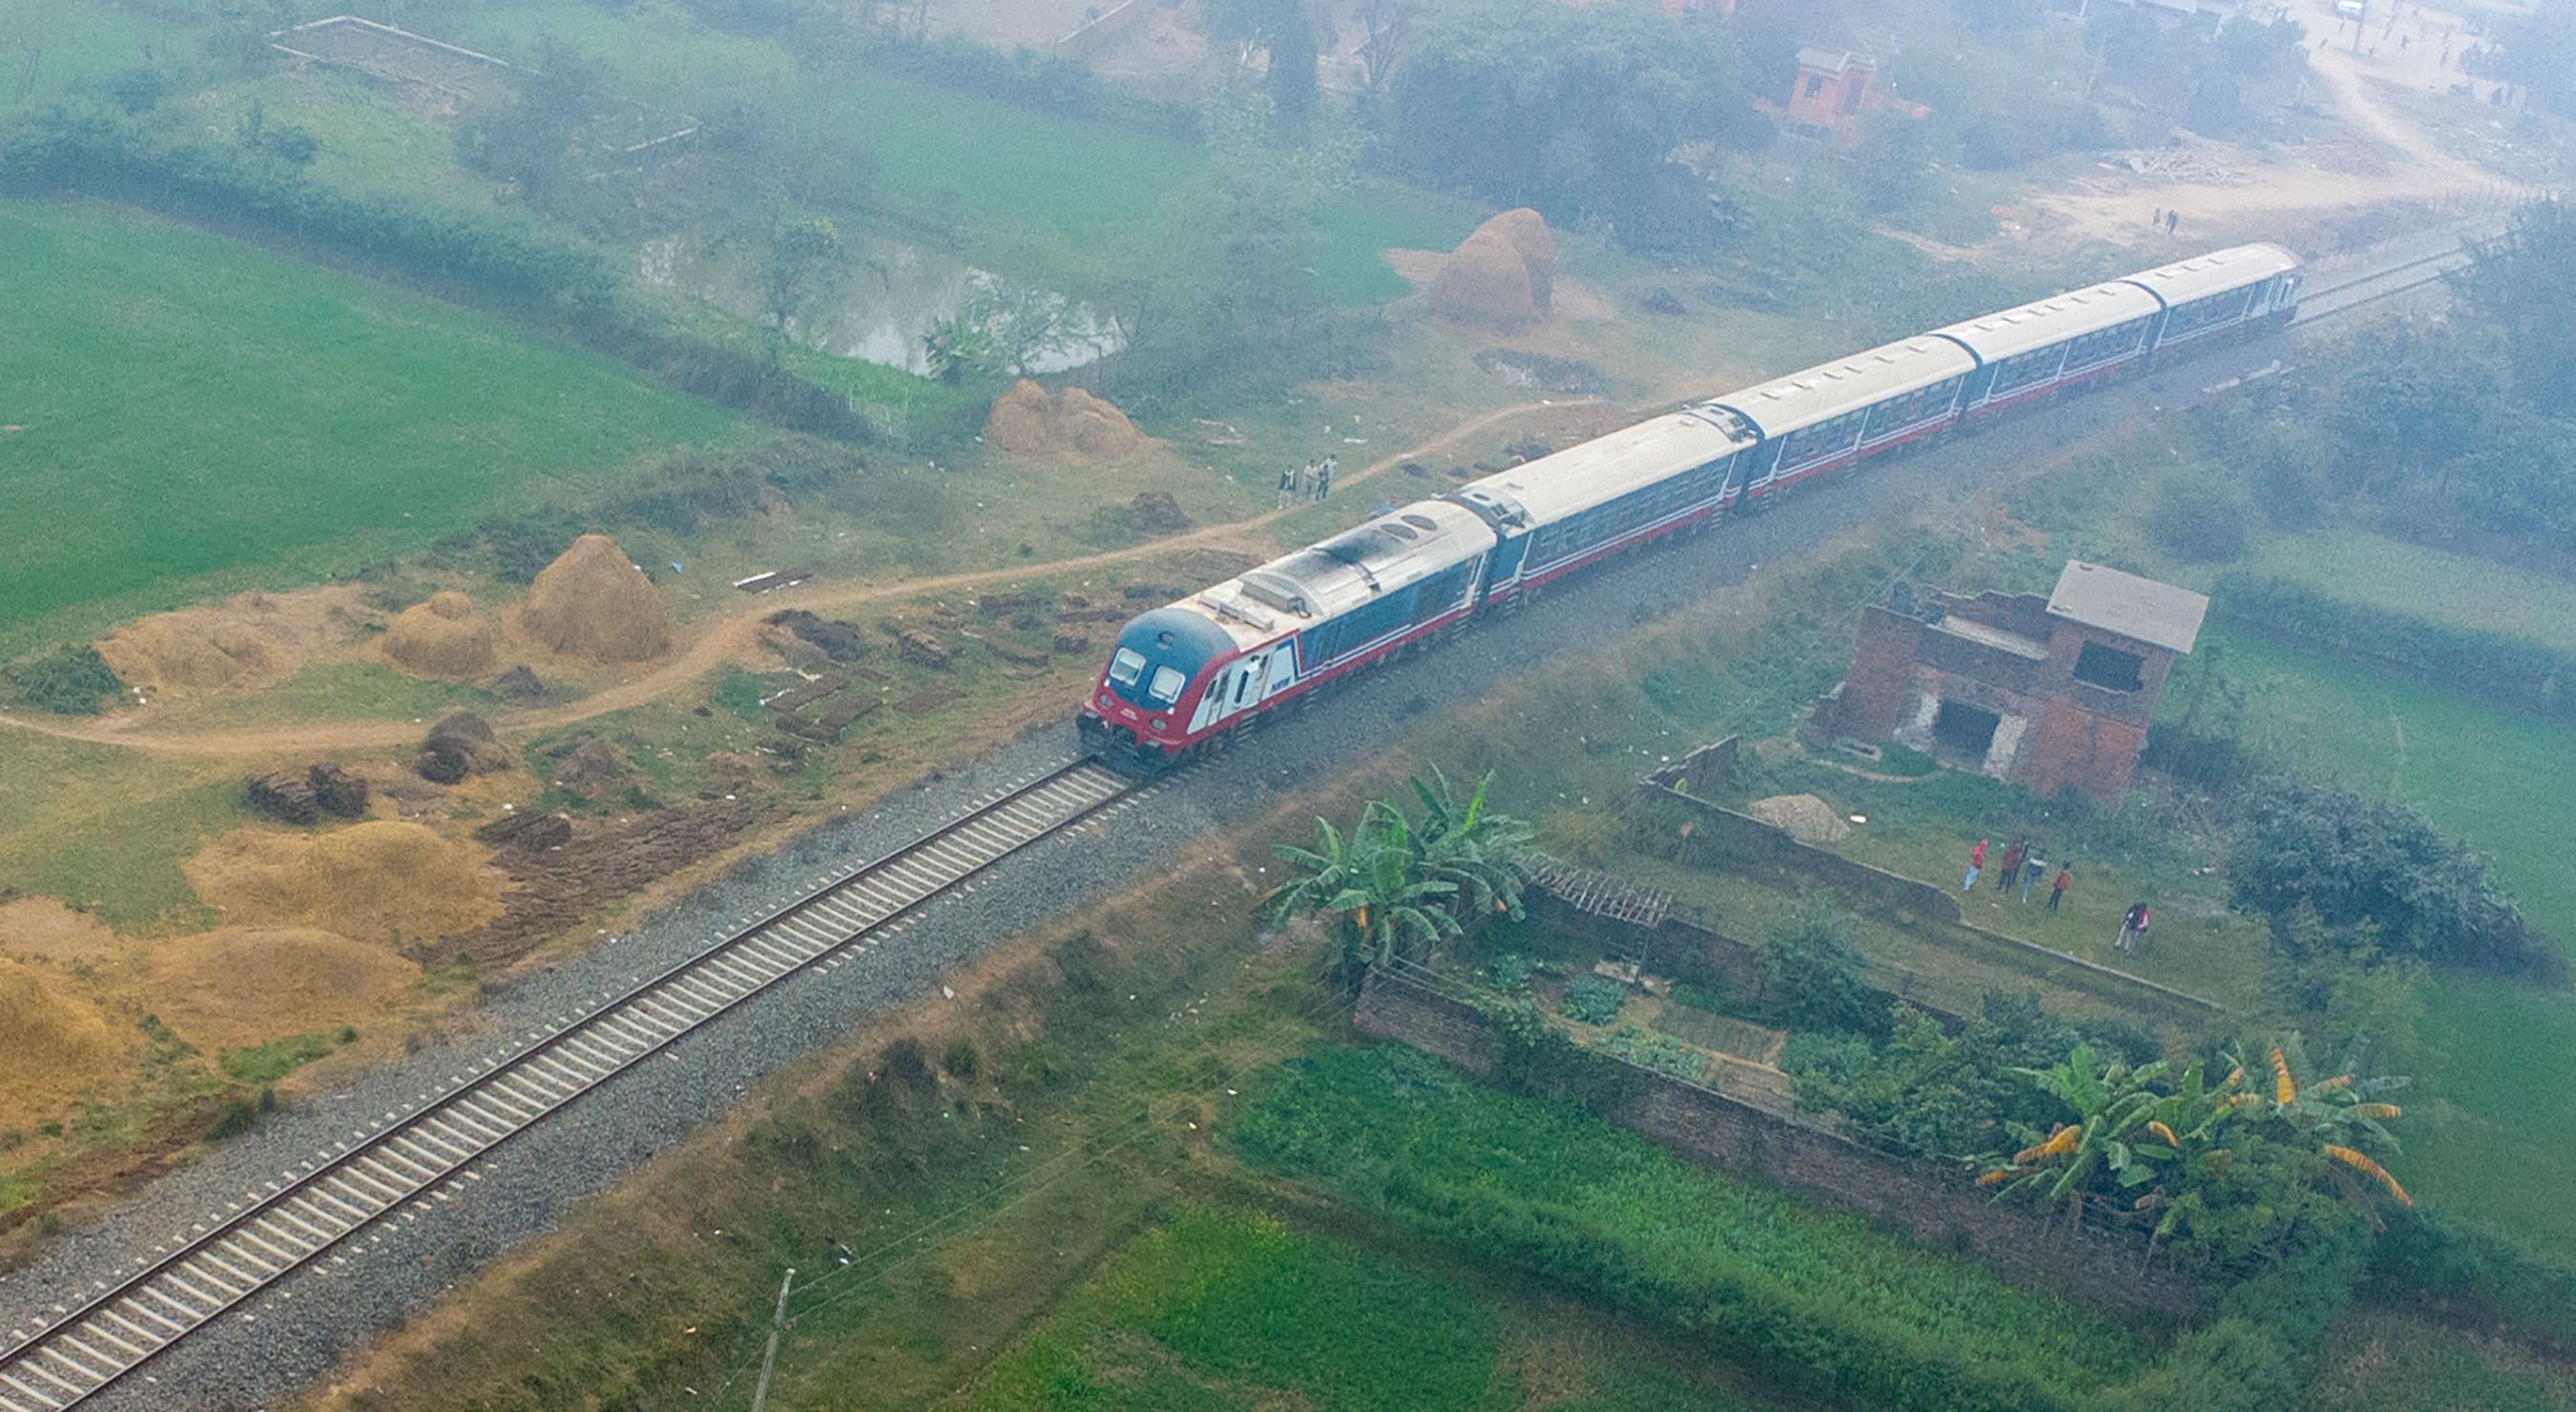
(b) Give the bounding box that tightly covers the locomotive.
[1078,243,2302,774]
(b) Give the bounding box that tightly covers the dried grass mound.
[185,820,503,945]
[521,533,671,664]
[984,381,1145,460]
[385,591,497,679]
[94,590,339,694]
[1059,387,1141,459]
[140,927,420,1052]
[1749,794,1853,846]
[0,958,119,1127]
[1431,227,1539,327]
[1484,207,1558,312]
[0,896,118,963]
[984,380,1061,456]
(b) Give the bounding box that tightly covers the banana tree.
[1974,1044,2173,1234]
[1401,766,1532,925]
[2221,1032,2414,1214]
[1262,808,1464,970]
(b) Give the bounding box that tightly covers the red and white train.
[1078,243,2302,772]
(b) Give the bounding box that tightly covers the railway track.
[0,760,1136,1412]
[2293,241,2473,323]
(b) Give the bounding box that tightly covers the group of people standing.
[1961,837,2072,911]
[1962,838,2151,954]
[1277,454,1337,508]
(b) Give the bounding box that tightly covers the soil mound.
[94,588,352,695]
[184,820,503,946]
[1430,209,1558,327]
[0,959,119,1127]
[1749,794,1853,846]
[384,591,497,678]
[983,381,1145,460]
[520,534,671,663]
[140,927,420,1052]
[418,712,514,783]
[494,664,548,703]
[0,896,118,963]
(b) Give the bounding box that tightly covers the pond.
[639,229,1123,376]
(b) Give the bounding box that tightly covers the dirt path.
[0,396,1595,760]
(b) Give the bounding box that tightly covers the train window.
[1149,666,1187,704]
[1381,521,1419,541]
[1402,514,1442,531]
[1234,665,1257,706]
[1109,649,1146,685]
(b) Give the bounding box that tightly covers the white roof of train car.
[2121,242,2302,306]
[1934,281,2166,363]
[1195,499,1497,631]
[1449,411,1756,528]
[1704,337,1979,439]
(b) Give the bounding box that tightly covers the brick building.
[1818,561,2208,800]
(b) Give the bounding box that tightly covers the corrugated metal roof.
[1450,411,1755,526]
[1704,337,1978,439]
[2122,242,2302,307]
[1934,281,2165,363]
[2046,560,2208,654]
[1210,499,1497,625]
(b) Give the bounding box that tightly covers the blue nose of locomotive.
[1097,607,1232,716]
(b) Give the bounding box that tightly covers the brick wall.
[1354,970,2208,1319]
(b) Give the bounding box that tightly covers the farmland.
[0,200,744,644]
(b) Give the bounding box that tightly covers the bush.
[8,644,123,714]
[2368,1210,2576,1351]
[2231,774,2558,978]
[478,509,582,584]
[1560,975,1625,1025]
[2150,472,2254,562]
[1759,894,1888,1037]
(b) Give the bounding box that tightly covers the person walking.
[1317,454,1336,501]
[2150,206,2163,230]
[2048,865,2072,913]
[1995,839,2025,892]
[2115,902,2152,954]
[1963,839,1988,891]
[1277,465,1298,509]
[2165,209,2179,237]
[1301,460,1319,503]
[2020,846,2048,903]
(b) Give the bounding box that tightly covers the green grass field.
[955,1206,1789,1412]
[2231,529,2576,657]
[455,0,1465,304]
[2217,631,2576,1260]
[0,200,745,643]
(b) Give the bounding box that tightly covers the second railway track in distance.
[0,760,1136,1412]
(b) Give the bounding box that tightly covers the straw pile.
[0,958,118,1128]
[93,589,343,694]
[521,534,671,663]
[1749,794,1853,845]
[1430,208,1559,327]
[384,591,497,678]
[983,381,1143,460]
[184,820,503,945]
[140,927,420,1051]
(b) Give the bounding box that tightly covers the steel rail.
[0,759,1135,1411]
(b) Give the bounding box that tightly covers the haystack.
[1429,209,1560,326]
[184,820,503,945]
[0,896,118,963]
[521,533,671,663]
[94,589,343,694]
[384,591,497,678]
[0,958,119,1128]
[983,381,1144,460]
[1059,387,1142,458]
[1749,794,1853,846]
[139,927,420,1052]
[984,380,1060,456]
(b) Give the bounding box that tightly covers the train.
[1076,242,2303,773]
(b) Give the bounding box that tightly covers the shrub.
[8,643,123,714]
[1560,975,1625,1025]
[2150,472,2254,562]
[1759,894,1888,1037]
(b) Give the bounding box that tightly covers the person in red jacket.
[1963,839,1988,891]
[1995,839,2025,891]
[2048,865,2073,913]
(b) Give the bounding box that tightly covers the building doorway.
[1932,698,2002,758]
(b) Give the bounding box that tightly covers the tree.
[1265,7,1319,130]
[2219,1033,2412,1215]
[2492,0,2576,116]
[758,217,843,360]
[2455,199,2576,420]
[926,278,1078,382]
[1355,0,1410,94]
[1261,770,1529,972]
[1976,1044,2172,1233]
[457,39,605,212]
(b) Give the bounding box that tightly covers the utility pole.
[750,1267,795,1412]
